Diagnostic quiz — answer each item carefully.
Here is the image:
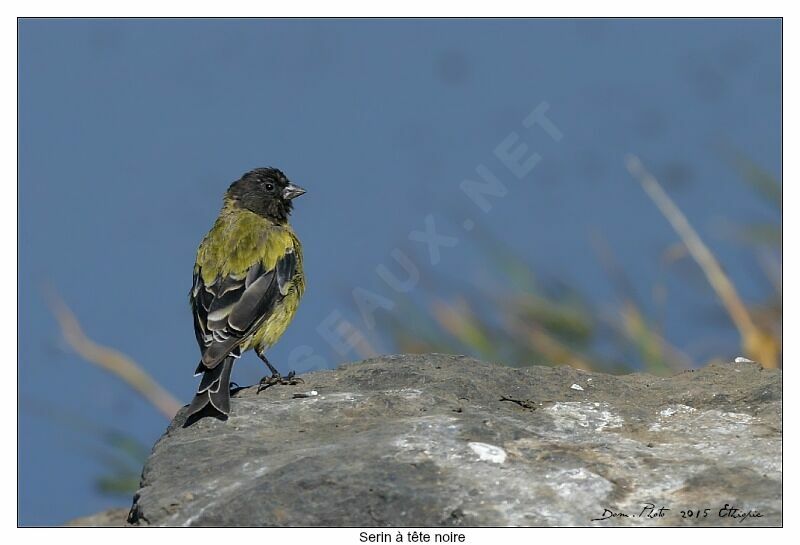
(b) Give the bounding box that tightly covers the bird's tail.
[186,355,235,419]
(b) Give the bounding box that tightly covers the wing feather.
[191,248,297,371]
[227,273,277,331]
[276,248,296,296]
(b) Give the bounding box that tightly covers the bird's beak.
[283,183,307,200]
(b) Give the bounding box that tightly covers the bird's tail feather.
[187,356,234,418]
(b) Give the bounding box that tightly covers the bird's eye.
[265,183,274,191]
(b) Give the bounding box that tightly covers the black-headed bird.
[186,168,306,420]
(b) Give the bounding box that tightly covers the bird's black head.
[226,167,306,223]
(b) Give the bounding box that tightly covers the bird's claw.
[257,371,304,393]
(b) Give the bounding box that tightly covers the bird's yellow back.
[195,199,304,287]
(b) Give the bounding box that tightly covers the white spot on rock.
[293,390,319,399]
[735,356,755,363]
[659,404,696,418]
[468,442,507,464]
[570,384,584,391]
[546,402,624,432]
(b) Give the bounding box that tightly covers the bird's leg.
[256,351,303,393]
[257,351,280,375]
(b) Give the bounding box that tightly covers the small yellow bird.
[186,168,306,420]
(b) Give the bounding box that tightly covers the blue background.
[19,18,781,525]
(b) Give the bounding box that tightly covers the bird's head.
[226,167,306,223]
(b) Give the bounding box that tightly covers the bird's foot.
[257,371,304,393]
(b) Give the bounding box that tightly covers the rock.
[65,507,129,527]
[127,354,781,527]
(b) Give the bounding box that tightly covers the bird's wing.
[191,247,297,371]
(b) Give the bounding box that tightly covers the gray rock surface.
[127,354,781,527]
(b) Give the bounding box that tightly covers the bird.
[186,167,306,421]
